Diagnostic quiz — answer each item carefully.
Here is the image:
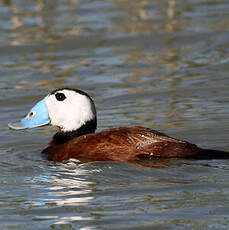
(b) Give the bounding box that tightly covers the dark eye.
[55,92,66,101]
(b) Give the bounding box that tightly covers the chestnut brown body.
[42,126,201,162]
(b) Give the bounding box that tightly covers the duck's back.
[42,126,200,162]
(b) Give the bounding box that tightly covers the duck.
[8,88,229,163]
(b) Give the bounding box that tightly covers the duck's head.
[8,88,97,134]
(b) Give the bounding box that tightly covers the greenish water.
[0,0,229,229]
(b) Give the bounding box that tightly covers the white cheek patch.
[45,90,95,132]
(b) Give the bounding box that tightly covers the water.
[0,0,229,229]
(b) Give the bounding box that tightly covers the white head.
[8,88,97,133]
[47,88,96,132]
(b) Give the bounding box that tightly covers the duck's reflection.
[49,162,97,204]
[30,161,99,224]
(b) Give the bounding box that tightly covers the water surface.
[0,0,229,229]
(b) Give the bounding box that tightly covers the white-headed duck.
[8,88,229,162]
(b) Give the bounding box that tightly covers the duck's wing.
[122,126,201,158]
[104,126,200,158]
[42,126,200,162]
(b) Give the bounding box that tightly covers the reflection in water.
[3,0,81,46]
[111,0,186,34]
[49,167,95,206]
[27,162,98,224]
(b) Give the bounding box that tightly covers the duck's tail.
[188,148,229,160]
